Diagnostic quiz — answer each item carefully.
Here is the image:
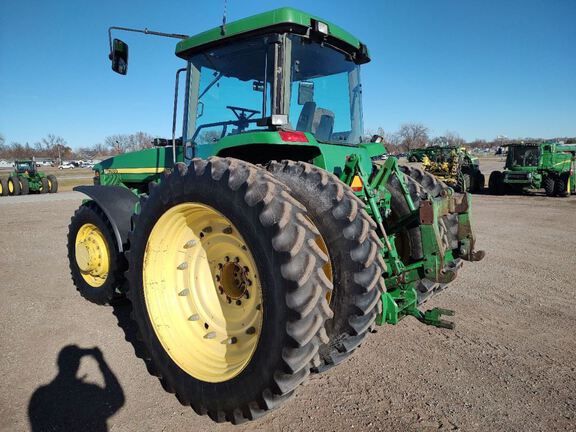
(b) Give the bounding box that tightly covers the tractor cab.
[504,143,541,170]
[109,8,371,166]
[14,160,36,175]
[174,10,368,152]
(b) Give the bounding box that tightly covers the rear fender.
[74,185,139,252]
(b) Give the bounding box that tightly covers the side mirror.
[298,81,314,105]
[110,39,129,75]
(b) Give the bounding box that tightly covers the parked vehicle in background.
[0,159,58,196]
[58,162,75,169]
[489,142,576,196]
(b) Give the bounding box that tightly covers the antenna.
[221,0,228,35]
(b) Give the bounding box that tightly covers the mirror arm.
[108,26,190,56]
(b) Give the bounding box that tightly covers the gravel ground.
[1,159,575,432]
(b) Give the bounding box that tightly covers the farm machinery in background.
[409,145,485,193]
[0,160,58,196]
[67,8,484,424]
[489,142,576,196]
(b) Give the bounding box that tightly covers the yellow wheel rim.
[48,179,52,190]
[0,181,3,195]
[75,223,110,287]
[143,203,263,383]
[305,216,333,303]
[8,180,14,193]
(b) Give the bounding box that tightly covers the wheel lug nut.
[246,327,256,335]
[222,226,233,234]
[217,263,223,270]
[244,291,250,299]
[234,257,240,263]
[227,297,232,304]
[236,299,242,306]
[183,239,197,249]
[225,256,230,262]
[219,286,224,294]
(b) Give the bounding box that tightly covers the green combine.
[489,142,576,196]
[68,8,484,424]
[0,160,58,196]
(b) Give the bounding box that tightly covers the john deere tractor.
[0,160,58,196]
[420,146,484,193]
[67,8,484,424]
[489,142,576,196]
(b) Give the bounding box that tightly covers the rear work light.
[278,131,308,143]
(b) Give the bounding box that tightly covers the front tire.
[554,175,568,197]
[267,161,385,372]
[489,171,505,195]
[67,201,125,305]
[125,158,332,424]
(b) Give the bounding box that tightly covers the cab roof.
[175,7,369,63]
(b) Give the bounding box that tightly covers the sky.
[1,0,575,149]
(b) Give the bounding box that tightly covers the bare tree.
[397,123,429,151]
[105,132,154,154]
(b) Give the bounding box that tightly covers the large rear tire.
[8,176,21,196]
[543,177,555,197]
[40,177,49,194]
[47,175,59,193]
[19,177,30,195]
[67,201,126,305]
[125,158,332,424]
[267,161,385,372]
[0,178,8,196]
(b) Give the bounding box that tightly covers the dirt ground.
[1,157,575,432]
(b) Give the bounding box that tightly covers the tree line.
[0,132,155,162]
[2,126,575,161]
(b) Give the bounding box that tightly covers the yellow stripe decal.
[103,168,166,175]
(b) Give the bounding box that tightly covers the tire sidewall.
[128,169,292,411]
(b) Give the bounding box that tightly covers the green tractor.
[418,145,484,193]
[489,142,576,196]
[0,160,58,196]
[68,8,484,424]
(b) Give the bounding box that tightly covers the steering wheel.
[226,106,261,132]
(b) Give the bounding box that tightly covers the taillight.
[351,176,363,192]
[278,131,308,142]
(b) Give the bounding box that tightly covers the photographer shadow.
[28,344,125,432]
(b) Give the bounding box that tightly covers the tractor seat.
[296,101,317,133]
[312,108,334,142]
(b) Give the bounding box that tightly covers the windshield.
[188,36,273,144]
[185,33,363,146]
[288,35,363,145]
[506,146,540,167]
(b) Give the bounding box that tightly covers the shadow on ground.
[28,343,125,431]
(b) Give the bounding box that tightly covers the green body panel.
[502,142,576,191]
[95,146,184,192]
[175,7,366,59]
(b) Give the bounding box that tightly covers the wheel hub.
[75,223,110,287]
[143,203,263,383]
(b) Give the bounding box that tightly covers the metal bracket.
[420,307,455,329]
